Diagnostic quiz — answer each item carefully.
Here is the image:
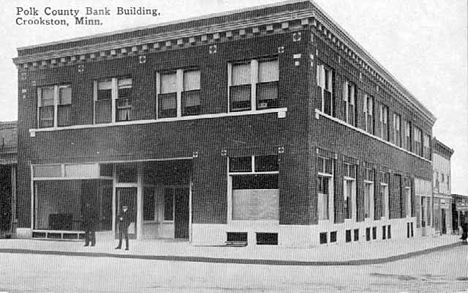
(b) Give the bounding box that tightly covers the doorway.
[116,187,137,239]
[441,209,447,234]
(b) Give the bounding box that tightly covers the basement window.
[256,233,278,245]
[319,232,327,244]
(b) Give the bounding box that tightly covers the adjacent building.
[0,121,17,237]
[452,194,468,234]
[13,1,436,246]
[432,138,454,235]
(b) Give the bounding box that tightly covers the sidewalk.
[0,235,463,266]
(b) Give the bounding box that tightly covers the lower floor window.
[317,176,330,220]
[344,179,354,220]
[231,174,279,221]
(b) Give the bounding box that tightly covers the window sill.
[315,109,432,163]
[29,107,288,137]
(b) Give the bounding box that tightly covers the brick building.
[432,138,454,235]
[0,121,17,237]
[13,1,435,246]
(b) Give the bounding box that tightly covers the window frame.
[228,58,279,113]
[363,94,374,134]
[343,163,356,221]
[364,167,374,219]
[393,113,402,147]
[380,172,390,219]
[157,68,201,119]
[342,80,356,126]
[37,84,72,128]
[317,64,334,116]
[228,155,280,222]
[317,156,334,222]
[379,104,389,141]
[413,127,423,157]
[94,76,133,124]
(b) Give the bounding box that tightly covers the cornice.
[13,0,436,125]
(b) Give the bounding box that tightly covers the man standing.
[83,202,97,247]
[115,205,131,250]
[461,216,468,243]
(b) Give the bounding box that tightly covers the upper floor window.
[317,64,334,116]
[342,81,356,126]
[423,134,431,160]
[157,69,201,118]
[363,94,374,135]
[379,104,389,141]
[393,113,402,147]
[229,58,279,112]
[94,77,132,124]
[37,84,72,128]
[404,120,412,151]
[413,127,422,156]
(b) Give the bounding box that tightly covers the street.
[0,245,467,292]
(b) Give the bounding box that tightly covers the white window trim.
[380,182,389,219]
[156,69,201,119]
[393,113,401,146]
[37,84,71,129]
[29,107,288,137]
[405,186,412,218]
[94,77,131,124]
[317,157,334,223]
[228,58,279,113]
[343,81,355,125]
[343,176,356,222]
[364,179,374,220]
[363,94,373,133]
[317,64,334,114]
[227,155,280,224]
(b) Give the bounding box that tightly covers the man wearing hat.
[115,205,131,250]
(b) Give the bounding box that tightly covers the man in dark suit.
[83,202,97,247]
[115,205,131,250]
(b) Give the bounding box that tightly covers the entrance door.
[116,187,137,239]
[174,187,189,239]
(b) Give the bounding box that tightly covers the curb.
[0,241,463,266]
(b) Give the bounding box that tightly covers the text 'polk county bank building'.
[12,0,436,247]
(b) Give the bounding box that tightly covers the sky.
[0,0,466,194]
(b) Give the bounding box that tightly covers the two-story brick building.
[13,0,436,246]
[432,138,454,235]
[0,121,17,237]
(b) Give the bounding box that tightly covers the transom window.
[229,58,279,112]
[157,69,201,118]
[342,81,356,126]
[94,77,133,124]
[317,156,334,221]
[317,64,334,116]
[364,94,374,134]
[37,84,72,128]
